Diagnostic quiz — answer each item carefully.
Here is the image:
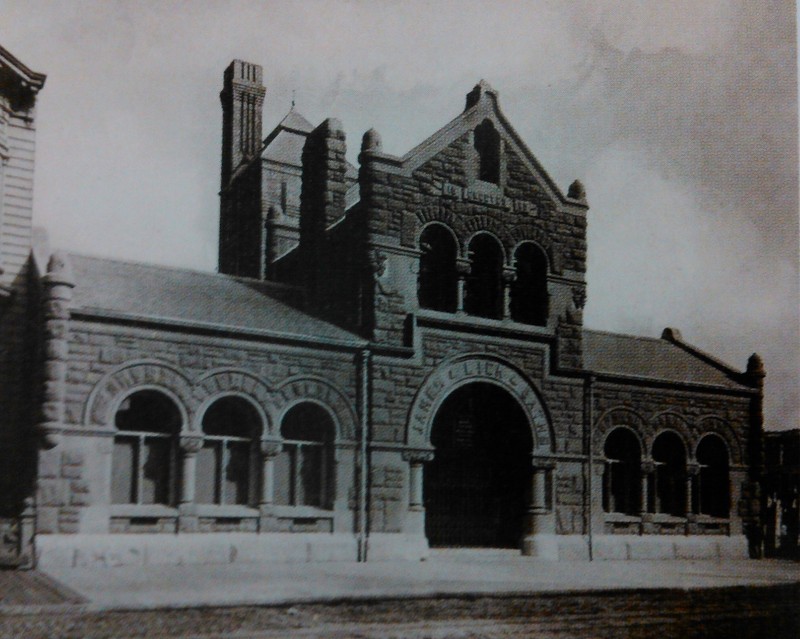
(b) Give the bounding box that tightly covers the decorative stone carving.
[273,376,357,441]
[260,439,283,458]
[402,449,435,464]
[85,361,194,429]
[572,286,587,310]
[407,354,553,453]
[179,436,203,455]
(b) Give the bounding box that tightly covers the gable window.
[197,397,261,506]
[474,119,501,184]
[464,233,504,319]
[112,390,180,506]
[418,224,458,312]
[651,432,687,516]
[278,403,335,509]
[603,428,641,515]
[510,242,548,326]
[696,435,730,518]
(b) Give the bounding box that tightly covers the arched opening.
[278,403,335,509]
[474,119,501,184]
[424,383,532,547]
[198,396,261,506]
[418,224,458,312]
[603,428,641,515]
[112,390,181,505]
[651,432,687,516]
[696,435,730,518]
[510,242,548,326]
[464,233,504,319]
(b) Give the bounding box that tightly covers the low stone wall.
[523,533,748,561]
[35,532,431,569]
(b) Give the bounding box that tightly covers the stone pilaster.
[36,252,74,450]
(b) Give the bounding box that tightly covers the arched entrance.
[424,383,533,548]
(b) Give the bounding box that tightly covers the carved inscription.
[408,356,551,452]
[442,182,536,214]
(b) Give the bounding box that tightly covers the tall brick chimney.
[220,60,266,188]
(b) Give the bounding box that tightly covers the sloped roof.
[262,107,358,181]
[68,254,365,347]
[0,44,46,91]
[583,329,747,389]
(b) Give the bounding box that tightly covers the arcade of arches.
[417,224,549,326]
[111,391,336,515]
[603,428,731,521]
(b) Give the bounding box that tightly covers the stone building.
[0,53,767,568]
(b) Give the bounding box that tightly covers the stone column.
[502,268,516,320]
[455,260,470,314]
[686,463,700,533]
[640,460,655,534]
[178,436,202,532]
[402,449,434,535]
[258,440,282,532]
[522,457,556,556]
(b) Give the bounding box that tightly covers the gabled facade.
[2,55,767,569]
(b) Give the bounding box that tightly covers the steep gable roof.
[356,80,586,209]
[262,107,357,180]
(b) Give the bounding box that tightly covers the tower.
[219,60,266,277]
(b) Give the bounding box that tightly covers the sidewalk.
[23,550,800,612]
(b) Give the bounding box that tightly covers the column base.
[258,505,278,532]
[178,504,198,533]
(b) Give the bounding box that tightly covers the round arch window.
[112,390,181,506]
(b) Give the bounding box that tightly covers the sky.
[2,0,797,431]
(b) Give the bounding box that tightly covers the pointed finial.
[291,89,296,109]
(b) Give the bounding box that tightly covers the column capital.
[640,460,656,475]
[402,448,434,463]
[260,439,283,457]
[455,259,471,276]
[179,435,203,455]
[502,267,517,284]
[686,462,701,476]
[531,455,555,470]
